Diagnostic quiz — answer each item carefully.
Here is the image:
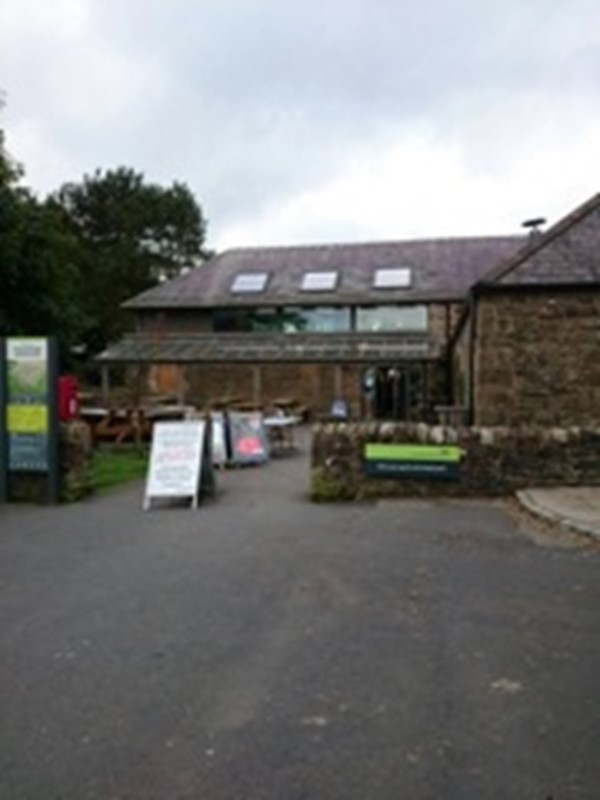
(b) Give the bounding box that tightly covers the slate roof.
[124,235,524,310]
[480,193,600,288]
[98,332,437,364]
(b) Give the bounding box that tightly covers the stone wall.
[475,290,600,426]
[60,420,94,501]
[311,421,600,501]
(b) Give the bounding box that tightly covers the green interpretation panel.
[364,442,463,480]
[6,338,51,471]
[1,337,60,504]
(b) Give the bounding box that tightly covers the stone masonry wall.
[475,290,600,426]
[311,421,600,501]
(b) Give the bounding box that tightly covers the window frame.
[373,268,412,289]
[230,272,270,294]
[300,270,339,292]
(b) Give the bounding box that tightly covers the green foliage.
[92,446,148,492]
[0,184,86,352]
[53,167,208,352]
[2,94,209,361]
[310,466,356,502]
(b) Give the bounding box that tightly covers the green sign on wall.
[364,442,462,480]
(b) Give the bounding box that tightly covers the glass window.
[374,268,411,289]
[230,272,269,293]
[356,305,427,332]
[282,307,351,333]
[213,308,279,332]
[301,271,338,291]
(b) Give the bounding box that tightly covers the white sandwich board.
[143,420,206,510]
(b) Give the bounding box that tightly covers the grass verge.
[92,447,149,492]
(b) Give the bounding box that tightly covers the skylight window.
[230,272,269,293]
[301,271,339,291]
[374,268,412,289]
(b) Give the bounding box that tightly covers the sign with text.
[210,412,228,467]
[144,420,207,510]
[6,338,51,472]
[228,412,269,465]
[364,443,462,480]
[1,336,60,504]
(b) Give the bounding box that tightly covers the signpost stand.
[143,419,214,511]
[0,341,7,504]
[47,339,61,504]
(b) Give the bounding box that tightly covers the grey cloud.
[2,0,599,244]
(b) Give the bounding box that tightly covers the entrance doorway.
[373,365,424,421]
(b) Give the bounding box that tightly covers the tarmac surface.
[1,437,599,799]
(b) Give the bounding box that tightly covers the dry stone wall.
[311,421,600,501]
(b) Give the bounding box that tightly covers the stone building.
[99,192,599,425]
[452,192,600,426]
[99,237,521,419]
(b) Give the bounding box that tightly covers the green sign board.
[364,443,462,480]
[6,338,51,471]
[0,337,60,503]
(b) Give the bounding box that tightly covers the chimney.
[521,217,546,240]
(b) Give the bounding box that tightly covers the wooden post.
[101,365,110,405]
[253,365,262,406]
[334,364,343,399]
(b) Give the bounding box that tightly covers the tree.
[53,167,209,352]
[0,94,23,188]
[0,111,85,355]
[0,190,85,346]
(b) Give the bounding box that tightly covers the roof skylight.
[230,272,269,293]
[301,271,339,291]
[374,268,412,289]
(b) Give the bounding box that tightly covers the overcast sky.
[1,0,599,250]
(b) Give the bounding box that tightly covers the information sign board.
[144,421,206,510]
[1,336,60,503]
[211,412,228,467]
[364,443,462,480]
[6,338,51,471]
[228,412,269,465]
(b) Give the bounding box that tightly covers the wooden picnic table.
[90,408,151,445]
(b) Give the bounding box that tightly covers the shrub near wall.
[311,422,600,501]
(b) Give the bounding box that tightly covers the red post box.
[58,375,80,422]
